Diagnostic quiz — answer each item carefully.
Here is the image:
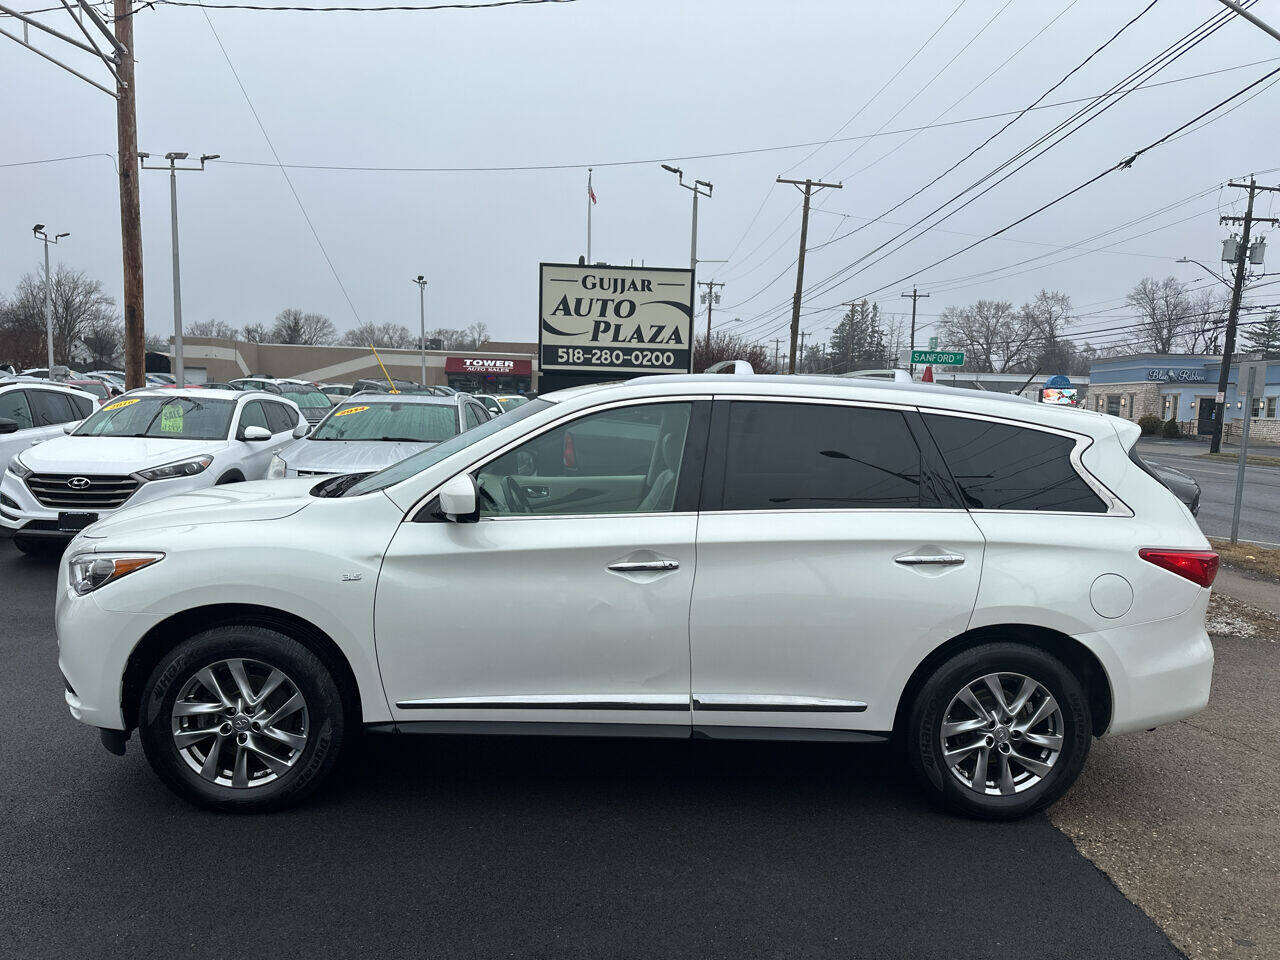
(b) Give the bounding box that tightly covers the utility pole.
[662,164,712,274]
[777,176,842,373]
[798,330,808,374]
[32,227,70,377]
[698,280,724,344]
[1212,178,1280,453]
[773,338,783,370]
[115,0,144,389]
[901,286,930,378]
[139,151,218,387]
[412,275,428,385]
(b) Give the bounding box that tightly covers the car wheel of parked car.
[215,471,244,485]
[138,625,345,812]
[907,642,1091,820]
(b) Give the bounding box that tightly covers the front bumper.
[0,468,211,539]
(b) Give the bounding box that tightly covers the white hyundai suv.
[55,374,1216,818]
[3,387,305,554]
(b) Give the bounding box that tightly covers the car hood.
[280,437,435,474]
[18,435,225,473]
[80,478,317,539]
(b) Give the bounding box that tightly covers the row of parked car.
[0,372,529,554]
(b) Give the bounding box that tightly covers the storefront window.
[1106,395,1121,416]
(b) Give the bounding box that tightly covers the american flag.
[588,172,597,204]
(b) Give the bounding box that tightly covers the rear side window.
[67,393,93,418]
[0,390,34,430]
[922,414,1107,513]
[28,389,77,426]
[464,404,485,429]
[721,401,931,510]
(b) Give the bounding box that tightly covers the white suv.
[55,374,1216,818]
[3,388,304,553]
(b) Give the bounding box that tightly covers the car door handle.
[607,560,679,572]
[895,554,965,566]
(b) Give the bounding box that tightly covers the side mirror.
[438,472,479,523]
[292,422,309,439]
[63,420,82,435]
[241,425,272,442]
[0,417,17,435]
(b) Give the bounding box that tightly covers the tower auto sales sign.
[539,263,694,375]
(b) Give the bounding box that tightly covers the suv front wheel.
[907,642,1091,820]
[138,625,346,812]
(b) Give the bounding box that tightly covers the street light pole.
[139,151,218,387]
[412,275,428,385]
[661,164,712,275]
[32,225,70,378]
[1175,257,1232,289]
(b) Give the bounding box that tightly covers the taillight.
[1139,549,1219,588]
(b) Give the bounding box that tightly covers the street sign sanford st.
[909,349,964,366]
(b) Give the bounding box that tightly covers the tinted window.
[29,390,77,426]
[67,393,94,418]
[923,414,1107,513]
[464,404,484,429]
[476,402,692,516]
[265,402,296,434]
[0,390,33,430]
[721,402,925,510]
[238,401,269,433]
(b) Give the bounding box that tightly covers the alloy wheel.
[939,672,1064,797]
[170,658,310,789]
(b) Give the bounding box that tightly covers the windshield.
[75,395,235,440]
[281,387,331,409]
[342,398,553,496]
[312,400,460,442]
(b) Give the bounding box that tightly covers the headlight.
[67,552,164,596]
[7,455,32,479]
[267,453,287,479]
[136,455,213,482]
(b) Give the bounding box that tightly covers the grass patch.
[1209,538,1280,581]
[1202,451,1280,467]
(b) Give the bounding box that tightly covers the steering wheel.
[503,474,532,514]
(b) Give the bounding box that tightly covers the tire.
[215,471,244,485]
[13,536,65,558]
[907,642,1091,820]
[138,625,346,812]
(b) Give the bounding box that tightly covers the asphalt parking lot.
[1,549,1182,960]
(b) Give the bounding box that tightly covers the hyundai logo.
[67,477,91,490]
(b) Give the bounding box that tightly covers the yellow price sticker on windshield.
[334,405,370,417]
[103,398,141,412]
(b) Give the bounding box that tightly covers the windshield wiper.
[374,436,426,443]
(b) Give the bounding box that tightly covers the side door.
[375,398,709,732]
[0,389,37,470]
[689,398,986,736]
[232,400,277,478]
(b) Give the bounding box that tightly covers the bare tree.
[81,317,124,367]
[692,332,778,374]
[1182,288,1228,354]
[241,322,270,344]
[938,299,1031,372]
[1126,277,1191,354]
[4,265,117,366]
[185,318,240,339]
[270,308,337,345]
[341,322,415,349]
[1018,290,1076,373]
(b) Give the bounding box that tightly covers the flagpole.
[586,167,593,264]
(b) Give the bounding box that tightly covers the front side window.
[29,389,77,426]
[476,402,692,517]
[464,404,485,429]
[264,402,297,434]
[238,401,269,434]
[312,401,460,443]
[721,401,928,510]
[76,395,236,440]
[0,390,34,430]
[922,414,1107,513]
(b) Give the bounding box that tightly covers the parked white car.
[267,391,491,479]
[55,374,1216,818]
[3,388,304,554]
[0,381,98,475]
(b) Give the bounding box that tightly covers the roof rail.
[842,368,913,383]
[703,359,755,375]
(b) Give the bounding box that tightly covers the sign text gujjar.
[539,263,694,375]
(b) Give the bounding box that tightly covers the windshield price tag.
[161,405,185,433]
[334,405,370,417]
[103,398,141,412]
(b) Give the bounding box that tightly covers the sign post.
[908,349,964,367]
[1231,361,1265,543]
[538,263,694,383]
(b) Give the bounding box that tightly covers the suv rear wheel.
[137,625,345,812]
[907,642,1091,820]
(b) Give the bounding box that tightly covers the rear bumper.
[1080,593,1214,736]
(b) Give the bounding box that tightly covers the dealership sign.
[444,356,532,376]
[1146,367,1207,383]
[539,263,693,375]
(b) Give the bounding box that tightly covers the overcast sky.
[3,0,1279,354]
